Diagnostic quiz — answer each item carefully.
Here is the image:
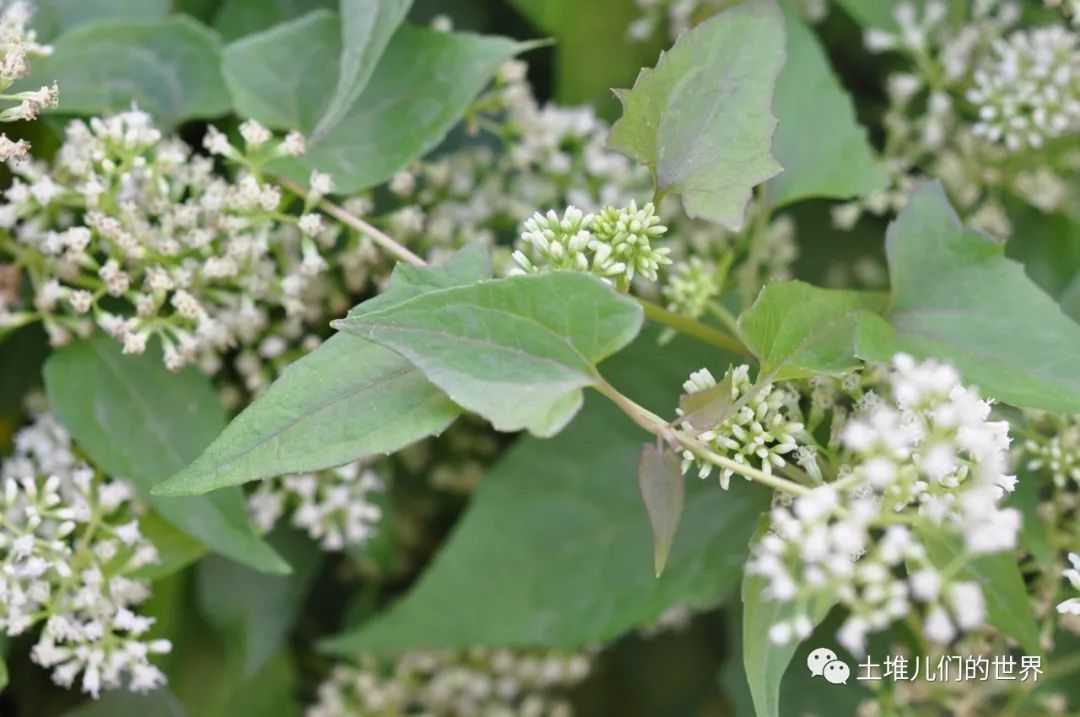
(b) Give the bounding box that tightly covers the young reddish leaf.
[638,443,686,577]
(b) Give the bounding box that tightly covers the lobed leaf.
[739,280,887,380]
[335,271,644,437]
[322,331,771,654]
[858,182,1080,413]
[32,17,232,128]
[608,0,786,231]
[153,246,490,497]
[769,5,888,207]
[44,335,288,574]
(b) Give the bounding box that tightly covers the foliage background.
[1,0,1078,716]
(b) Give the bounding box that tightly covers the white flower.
[747,355,1017,653]
[298,213,324,237]
[1,412,170,697]
[247,462,384,551]
[239,119,272,149]
[678,365,804,489]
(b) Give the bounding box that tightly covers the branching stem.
[636,297,748,355]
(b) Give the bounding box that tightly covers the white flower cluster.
[748,354,1021,655]
[308,647,591,717]
[1,412,170,697]
[662,256,720,319]
[369,60,651,268]
[1023,415,1080,489]
[967,25,1080,151]
[0,1,56,161]
[511,202,671,284]
[0,110,343,374]
[840,1,1080,236]
[678,365,804,489]
[247,462,384,552]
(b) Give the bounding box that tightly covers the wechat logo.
[807,647,850,685]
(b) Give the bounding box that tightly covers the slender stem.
[738,186,773,311]
[595,378,810,496]
[636,297,748,356]
[706,299,740,335]
[277,177,427,268]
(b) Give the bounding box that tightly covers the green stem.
[276,176,427,268]
[706,299,740,335]
[635,297,748,355]
[738,187,773,311]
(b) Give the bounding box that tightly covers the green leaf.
[32,0,169,41]
[274,25,523,192]
[739,280,887,380]
[196,530,323,679]
[637,443,685,577]
[0,323,49,415]
[769,5,887,207]
[322,331,771,654]
[335,271,643,437]
[153,246,488,497]
[0,655,7,693]
[213,0,336,41]
[678,373,734,430]
[312,0,413,141]
[742,520,836,717]
[221,10,340,132]
[857,182,1080,413]
[43,334,288,574]
[33,17,232,128]
[922,532,1041,656]
[608,0,786,231]
[225,12,522,192]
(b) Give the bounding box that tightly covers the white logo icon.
[808,646,849,685]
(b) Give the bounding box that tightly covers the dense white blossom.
[967,25,1080,151]
[678,365,805,489]
[1023,415,1080,489]
[747,355,1020,655]
[839,1,1078,235]
[0,1,55,161]
[308,647,591,717]
[512,201,671,284]
[662,256,720,319]
[1,412,170,697]
[0,110,343,373]
[248,462,384,552]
